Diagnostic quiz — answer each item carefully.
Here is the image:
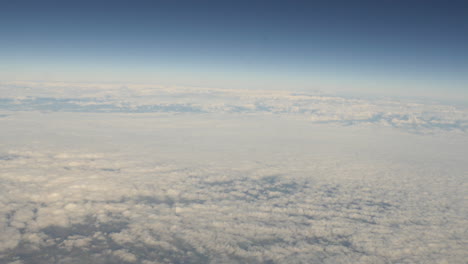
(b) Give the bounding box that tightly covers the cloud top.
[1,81,467,133]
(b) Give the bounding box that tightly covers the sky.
[1,0,467,97]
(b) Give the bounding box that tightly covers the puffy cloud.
[0,138,466,263]
[112,249,137,263]
[0,226,21,252]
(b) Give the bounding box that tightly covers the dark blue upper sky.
[1,0,467,97]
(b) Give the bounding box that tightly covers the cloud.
[0,139,466,263]
[0,81,467,263]
[112,249,138,263]
[0,81,467,133]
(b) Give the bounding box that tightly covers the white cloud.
[1,81,467,133]
[0,227,21,252]
[112,249,138,263]
[0,139,466,263]
[0,82,467,263]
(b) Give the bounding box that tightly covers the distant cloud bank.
[1,81,467,133]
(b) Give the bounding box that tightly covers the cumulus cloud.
[0,122,467,263]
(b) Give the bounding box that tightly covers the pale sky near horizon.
[1,0,467,99]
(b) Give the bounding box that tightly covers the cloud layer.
[1,81,467,133]
[1,111,467,263]
[0,148,466,263]
[0,81,467,263]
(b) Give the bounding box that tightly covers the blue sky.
[1,0,467,98]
